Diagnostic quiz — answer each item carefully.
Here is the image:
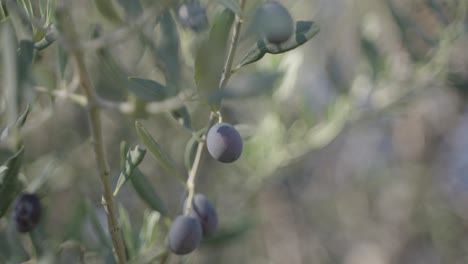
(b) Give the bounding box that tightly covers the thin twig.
[36,85,192,115]
[55,3,126,263]
[184,0,247,215]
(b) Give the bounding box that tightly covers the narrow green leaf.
[202,217,253,245]
[118,204,136,259]
[57,41,68,79]
[119,141,129,172]
[137,210,161,252]
[3,19,18,126]
[214,71,282,99]
[194,9,235,111]
[135,121,178,178]
[156,11,181,95]
[114,145,147,196]
[34,26,57,50]
[84,199,112,249]
[16,104,31,129]
[234,40,267,70]
[130,168,168,216]
[17,40,35,82]
[128,77,167,102]
[115,0,142,17]
[171,107,192,131]
[215,0,243,16]
[263,20,320,54]
[95,0,122,23]
[0,147,24,218]
[235,21,320,70]
[0,104,32,143]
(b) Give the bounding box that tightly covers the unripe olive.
[168,215,202,255]
[206,123,243,163]
[12,193,42,233]
[185,194,218,237]
[254,1,294,44]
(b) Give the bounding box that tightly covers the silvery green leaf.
[194,9,235,111]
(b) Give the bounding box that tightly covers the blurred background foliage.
[1,0,468,263]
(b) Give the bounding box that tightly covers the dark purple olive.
[168,215,202,255]
[12,193,42,233]
[254,1,294,44]
[185,194,218,237]
[206,123,243,163]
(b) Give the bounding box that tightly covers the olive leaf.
[130,168,168,216]
[212,71,282,100]
[235,20,320,69]
[135,121,184,184]
[156,11,181,95]
[95,0,122,23]
[113,143,147,196]
[118,204,136,259]
[215,0,243,16]
[0,147,24,218]
[34,26,57,50]
[128,77,167,102]
[194,9,235,111]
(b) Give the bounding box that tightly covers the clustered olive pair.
[168,123,242,255]
[168,194,218,255]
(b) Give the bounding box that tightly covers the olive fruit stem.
[184,0,247,215]
[184,112,217,215]
[55,3,126,264]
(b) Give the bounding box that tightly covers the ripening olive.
[12,193,42,233]
[185,194,218,237]
[206,123,243,163]
[254,1,294,44]
[168,215,202,255]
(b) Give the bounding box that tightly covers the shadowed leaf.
[114,144,146,196]
[216,0,243,16]
[0,147,24,218]
[194,9,235,111]
[95,0,122,23]
[128,77,167,102]
[135,121,183,184]
[130,168,168,215]
[235,21,320,69]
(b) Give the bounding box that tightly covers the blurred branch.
[35,85,193,115]
[55,3,126,263]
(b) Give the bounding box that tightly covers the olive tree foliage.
[0,0,320,263]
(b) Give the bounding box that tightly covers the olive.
[206,123,243,163]
[254,1,294,44]
[168,215,202,255]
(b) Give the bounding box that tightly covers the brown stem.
[55,4,126,263]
